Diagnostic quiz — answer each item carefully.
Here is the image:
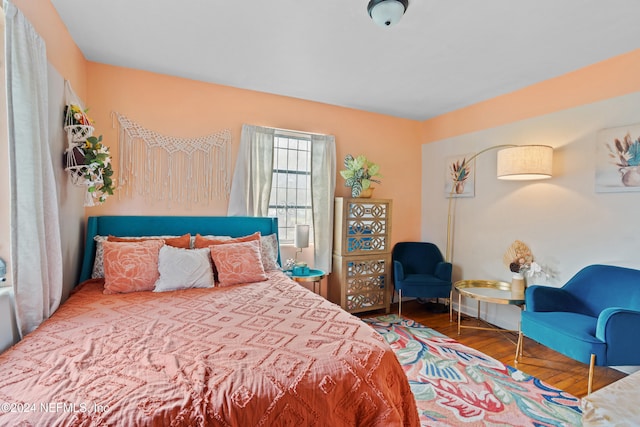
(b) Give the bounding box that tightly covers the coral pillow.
[92,234,191,279]
[194,231,260,249]
[154,246,214,292]
[102,239,164,294]
[108,233,191,249]
[209,240,267,287]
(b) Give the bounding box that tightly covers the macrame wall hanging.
[113,112,231,208]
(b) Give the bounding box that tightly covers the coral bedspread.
[0,272,418,426]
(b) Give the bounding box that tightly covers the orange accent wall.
[10,0,640,250]
[86,63,423,244]
[422,49,640,143]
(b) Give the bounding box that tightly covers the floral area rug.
[363,315,582,427]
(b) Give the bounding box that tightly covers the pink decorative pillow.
[102,239,164,294]
[108,233,191,248]
[194,231,260,249]
[209,239,267,287]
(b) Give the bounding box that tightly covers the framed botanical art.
[445,153,475,198]
[596,124,640,193]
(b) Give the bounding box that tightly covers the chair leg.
[588,354,596,395]
[515,331,523,365]
[398,289,402,317]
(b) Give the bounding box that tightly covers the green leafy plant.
[340,154,382,197]
[82,135,115,204]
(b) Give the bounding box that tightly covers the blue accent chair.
[516,264,640,394]
[392,242,452,316]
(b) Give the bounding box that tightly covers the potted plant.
[340,154,382,198]
[63,103,116,205]
[64,104,95,142]
[82,135,115,204]
[64,134,115,205]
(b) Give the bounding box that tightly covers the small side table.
[454,279,525,335]
[290,269,326,295]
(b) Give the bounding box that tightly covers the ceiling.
[50,0,640,121]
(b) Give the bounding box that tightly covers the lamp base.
[511,274,526,299]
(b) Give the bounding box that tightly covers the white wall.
[422,91,640,331]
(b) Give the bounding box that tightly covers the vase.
[621,166,640,187]
[358,187,374,198]
[511,273,525,299]
[454,181,466,194]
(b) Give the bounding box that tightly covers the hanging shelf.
[64,104,94,143]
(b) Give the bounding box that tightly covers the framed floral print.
[596,124,640,193]
[445,153,475,198]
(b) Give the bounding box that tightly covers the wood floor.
[359,299,627,399]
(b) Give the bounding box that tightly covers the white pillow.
[154,246,214,292]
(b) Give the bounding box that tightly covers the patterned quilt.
[0,272,419,426]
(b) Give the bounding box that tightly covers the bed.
[0,216,419,426]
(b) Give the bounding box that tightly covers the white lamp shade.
[369,0,407,27]
[294,224,310,249]
[497,145,553,180]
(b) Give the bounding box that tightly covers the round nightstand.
[290,269,326,295]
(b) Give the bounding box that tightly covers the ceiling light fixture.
[367,0,409,27]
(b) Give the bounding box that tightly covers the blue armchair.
[392,242,452,316]
[516,264,640,394]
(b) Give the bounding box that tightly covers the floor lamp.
[446,145,553,318]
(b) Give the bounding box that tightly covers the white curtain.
[5,1,63,336]
[227,124,275,217]
[310,134,336,272]
[228,124,336,272]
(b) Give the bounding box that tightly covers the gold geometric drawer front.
[348,201,386,220]
[329,197,392,314]
[347,292,385,312]
[346,258,386,287]
[345,259,388,313]
[334,198,391,256]
[346,217,387,252]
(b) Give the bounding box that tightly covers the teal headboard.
[79,216,280,284]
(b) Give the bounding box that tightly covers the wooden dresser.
[328,197,392,314]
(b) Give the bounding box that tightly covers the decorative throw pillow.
[92,235,109,279]
[209,240,267,287]
[154,246,213,292]
[108,233,191,248]
[189,234,230,248]
[260,233,281,271]
[194,231,260,249]
[91,234,190,279]
[102,239,164,294]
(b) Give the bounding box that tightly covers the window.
[268,131,313,244]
